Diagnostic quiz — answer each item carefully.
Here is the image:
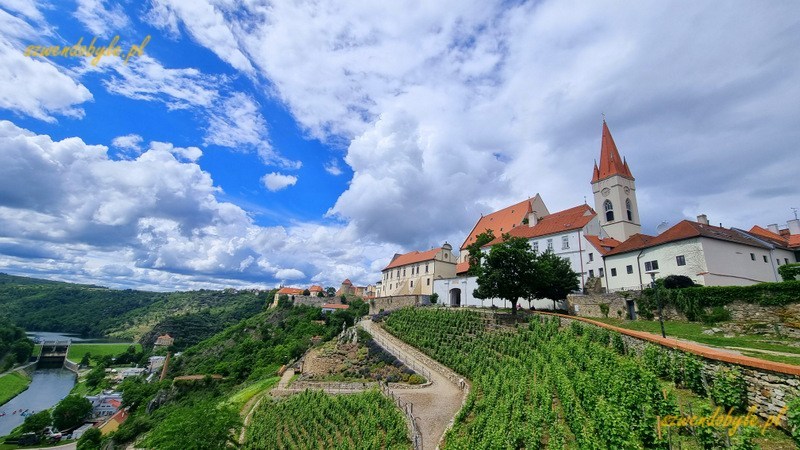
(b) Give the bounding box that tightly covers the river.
[0,331,83,437]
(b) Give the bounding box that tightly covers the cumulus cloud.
[261,172,298,192]
[323,159,343,176]
[73,0,130,37]
[0,121,388,290]
[111,134,143,155]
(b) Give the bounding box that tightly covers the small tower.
[591,121,641,242]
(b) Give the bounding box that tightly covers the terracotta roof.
[605,220,771,257]
[277,287,304,295]
[485,204,596,246]
[460,198,533,249]
[342,279,352,285]
[308,285,324,292]
[321,303,349,310]
[584,235,622,255]
[748,225,799,249]
[383,248,442,270]
[592,121,633,183]
[456,261,470,275]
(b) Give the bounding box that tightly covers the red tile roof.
[308,285,324,292]
[584,235,622,255]
[342,279,352,285]
[485,204,597,246]
[383,248,442,270]
[748,225,799,249]
[460,198,533,249]
[592,121,633,183]
[605,220,771,256]
[321,303,349,310]
[456,261,470,275]
[277,287,304,295]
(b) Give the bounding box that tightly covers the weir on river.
[35,340,71,369]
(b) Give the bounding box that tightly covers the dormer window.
[604,200,614,221]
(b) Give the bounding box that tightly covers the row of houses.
[375,121,799,308]
[277,279,378,300]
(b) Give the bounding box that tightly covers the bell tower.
[591,121,640,242]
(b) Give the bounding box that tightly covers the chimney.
[788,219,800,235]
[767,224,780,234]
[527,212,538,227]
[696,214,709,225]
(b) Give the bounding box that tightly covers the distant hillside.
[0,273,274,350]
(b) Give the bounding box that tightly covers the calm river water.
[0,332,80,437]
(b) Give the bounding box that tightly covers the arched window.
[626,198,633,221]
[604,200,614,221]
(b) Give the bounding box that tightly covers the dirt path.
[238,369,295,444]
[359,320,467,450]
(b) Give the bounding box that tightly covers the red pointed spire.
[593,120,633,182]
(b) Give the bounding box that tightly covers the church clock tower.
[591,121,641,242]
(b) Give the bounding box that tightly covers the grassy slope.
[592,318,800,365]
[67,343,142,363]
[0,372,30,406]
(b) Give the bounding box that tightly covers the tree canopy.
[471,233,579,315]
[52,395,92,430]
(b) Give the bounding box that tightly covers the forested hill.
[0,273,274,350]
[0,317,34,372]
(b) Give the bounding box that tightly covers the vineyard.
[244,389,411,449]
[383,308,785,449]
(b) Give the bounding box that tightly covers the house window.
[778,259,781,266]
[644,260,659,271]
[626,265,633,274]
[611,268,617,277]
[588,252,594,262]
[389,284,392,289]
[589,269,594,278]
[676,255,686,266]
[396,269,400,278]
[750,253,755,261]
[425,264,429,273]
[787,258,790,265]
[403,269,406,276]
[626,198,633,221]
[547,239,553,251]
[410,281,414,288]
[598,268,604,277]
[562,236,569,250]
[533,241,539,253]
[427,278,430,286]
[604,200,614,221]
[763,255,768,263]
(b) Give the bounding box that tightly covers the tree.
[11,339,33,363]
[302,289,311,296]
[79,352,91,367]
[465,230,496,277]
[76,427,102,450]
[22,410,51,433]
[531,250,579,310]
[141,401,241,450]
[778,263,800,281]
[325,287,336,297]
[473,234,537,315]
[663,275,696,289]
[52,395,92,430]
[429,293,439,304]
[340,294,348,304]
[316,291,324,298]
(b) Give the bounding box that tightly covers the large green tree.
[531,250,580,310]
[473,234,537,315]
[52,395,92,430]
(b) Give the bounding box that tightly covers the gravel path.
[359,320,467,450]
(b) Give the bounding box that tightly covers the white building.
[379,243,457,297]
[86,392,122,418]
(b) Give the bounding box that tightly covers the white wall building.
[380,243,457,297]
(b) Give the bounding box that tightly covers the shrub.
[599,303,610,318]
[407,374,425,385]
[779,263,800,281]
[663,275,697,289]
[302,289,310,296]
[77,427,102,450]
[429,293,438,304]
[788,396,800,445]
[700,306,731,325]
[710,368,747,412]
[612,333,626,355]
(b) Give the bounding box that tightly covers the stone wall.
[538,312,800,428]
[292,295,330,308]
[369,295,427,315]
[568,292,685,321]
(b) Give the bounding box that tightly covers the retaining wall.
[369,295,427,315]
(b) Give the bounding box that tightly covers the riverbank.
[0,373,30,406]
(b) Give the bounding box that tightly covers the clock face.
[601,188,610,197]
[624,186,630,194]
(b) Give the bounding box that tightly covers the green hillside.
[0,273,273,350]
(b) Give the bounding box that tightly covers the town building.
[86,392,123,418]
[321,303,349,313]
[154,334,174,347]
[379,243,457,297]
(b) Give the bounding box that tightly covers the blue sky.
[0,1,798,290]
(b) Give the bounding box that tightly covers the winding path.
[359,320,467,450]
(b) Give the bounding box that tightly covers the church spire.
[592,120,634,182]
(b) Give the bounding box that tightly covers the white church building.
[434,121,799,308]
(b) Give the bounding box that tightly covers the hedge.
[639,280,800,321]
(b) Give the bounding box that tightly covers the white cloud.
[112,134,143,152]
[275,268,305,280]
[261,172,297,192]
[0,9,93,122]
[74,0,130,37]
[0,0,45,22]
[323,159,343,176]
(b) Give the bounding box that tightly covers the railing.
[368,329,432,382]
[379,382,423,450]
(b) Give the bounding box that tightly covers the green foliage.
[244,390,410,449]
[302,288,311,296]
[700,306,732,325]
[77,427,102,450]
[779,263,800,281]
[407,373,425,385]
[533,250,580,302]
[788,396,800,445]
[710,368,747,412]
[473,234,537,315]
[465,230,496,277]
[384,308,680,449]
[694,404,722,449]
[79,352,91,366]
[141,399,241,450]
[326,287,336,297]
[22,410,51,433]
[429,293,438,304]
[599,303,610,318]
[0,371,30,405]
[277,293,292,308]
[52,395,92,430]
[730,426,761,450]
[663,275,697,289]
[0,317,33,371]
